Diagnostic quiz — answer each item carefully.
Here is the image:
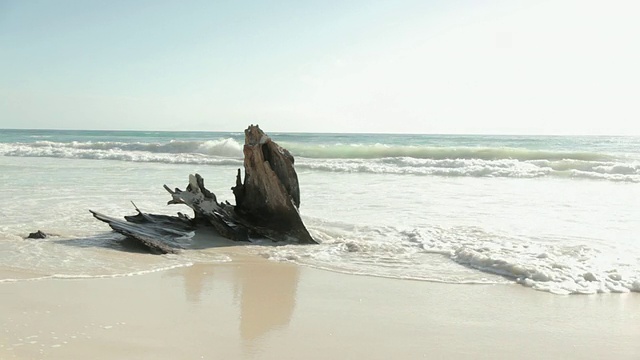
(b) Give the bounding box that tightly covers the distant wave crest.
[280,142,614,162]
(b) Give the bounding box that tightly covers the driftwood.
[92,125,316,254]
[91,203,194,254]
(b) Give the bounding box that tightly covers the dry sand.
[1,251,639,360]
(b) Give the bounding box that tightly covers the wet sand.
[1,253,639,360]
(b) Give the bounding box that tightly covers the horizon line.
[2,127,640,138]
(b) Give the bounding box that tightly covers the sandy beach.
[3,0,640,358]
[1,247,639,360]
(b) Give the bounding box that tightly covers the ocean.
[1,129,639,295]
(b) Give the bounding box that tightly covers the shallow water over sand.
[1,130,639,294]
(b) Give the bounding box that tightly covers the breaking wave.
[294,157,640,182]
[26,138,244,157]
[1,139,638,182]
[0,139,245,166]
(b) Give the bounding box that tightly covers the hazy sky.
[1,0,639,134]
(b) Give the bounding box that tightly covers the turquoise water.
[1,129,639,294]
[2,129,639,180]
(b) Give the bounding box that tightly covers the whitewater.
[1,129,639,295]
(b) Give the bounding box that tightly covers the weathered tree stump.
[231,125,314,243]
[91,125,316,254]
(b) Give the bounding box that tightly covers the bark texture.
[231,125,314,243]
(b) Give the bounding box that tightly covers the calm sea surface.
[1,129,639,294]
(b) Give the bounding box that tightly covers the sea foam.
[257,221,640,295]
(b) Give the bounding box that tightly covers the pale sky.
[1,0,639,134]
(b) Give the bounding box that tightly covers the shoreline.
[2,252,639,360]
